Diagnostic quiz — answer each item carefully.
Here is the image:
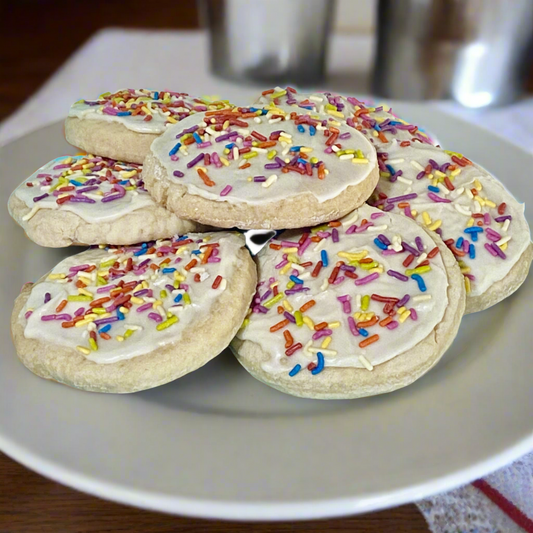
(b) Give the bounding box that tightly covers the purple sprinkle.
[415,236,424,252]
[416,171,426,180]
[186,153,205,169]
[93,316,119,326]
[148,312,163,323]
[44,292,51,303]
[397,294,410,307]
[387,270,408,281]
[339,132,351,139]
[463,239,470,253]
[333,276,345,285]
[371,212,385,220]
[77,186,99,193]
[70,196,96,204]
[495,215,512,222]
[41,314,56,321]
[486,227,501,242]
[428,159,439,169]
[340,264,356,272]
[275,157,286,167]
[136,302,153,312]
[284,311,296,323]
[410,308,418,321]
[298,237,312,256]
[347,316,359,336]
[69,262,90,272]
[383,203,395,212]
[382,249,398,256]
[33,193,49,202]
[101,193,123,203]
[312,329,332,340]
[402,241,420,256]
[254,176,266,182]
[173,170,184,178]
[354,273,379,286]
[260,289,272,302]
[377,234,391,246]
[386,321,399,330]
[387,194,419,204]
[97,284,116,294]
[264,162,282,169]
[346,225,357,234]
[215,132,232,142]
[428,192,451,203]
[484,243,498,257]
[197,141,212,149]
[24,310,33,319]
[253,305,268,314]
[285,287,310,295]
[134,289,149,297]
[74,307,85,316]
[332,228,339,243]
[491,242,507,259]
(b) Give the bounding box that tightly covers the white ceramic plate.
[1,106,532,521]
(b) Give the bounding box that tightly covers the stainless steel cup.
[198,0,335,85]
[372,0,533,107]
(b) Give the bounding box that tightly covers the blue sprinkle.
[297,158,308,165]
[373,123,382,131]
[133,249,146,256]
[193,132,202,144]
[70,180,83,186]
[456,236,464,248]
[309,126,316,136]
[225,143,235,149]
[289,275,303,284]
[162,267,176,274]
[464,227,483,233]
[321,250,328,267]
[98,324,111,334]
[389,120,401,126]
[428,185,440,193]
[168,142,181,156]
[359,328,369,337]
[174,294,183,304]
[469,244,476,259]
[249,107,258,112]
[289,146,302,152]
[297,125,305,133]
[260,109,268,115]
[154,91,159,100]
[116,309,125,320]
[119,180,130,185]
[412,274,427,292]
[289,364,302,377]
[300,105,314,110]
[116,111,131,116]
[142,242,148,247]
[312,352,325,375]
[191,249,201,255]
[386,164,395,175]
[374,238,387,250]
[177,235,188,241]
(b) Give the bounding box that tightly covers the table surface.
[0,2,429,531]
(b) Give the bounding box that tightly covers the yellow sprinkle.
[271,90,287,98]
[405,265,432,276]
[352,158,369,164]
[124,329,134,339]
[67,295,92,302]
[263,293,284,308]
[89,338,98,351]
[100,259,115,268]
[167,116,177,124]
[240,318,250,329]
[76,346,90,355]
[460,266,471,274]
[121,170,137,179]
[280,263,292,275]
[282,300,293,312]
[300,147,313,153]
[326,109,344,118]
[464,276,471,293]
[242,152,258,160]
[267,150,277,160]
[399,310,411,323]
[428,219,442,231]
[369,267,384,274]
[422,211,432,225]
[119,306,129,314]
[434,170,446,178]
[286,281,295,289]
[92,308,107,315]
[450,169,461,177]
[337,250,368,261]
[474,179,482,190]
[294,310,303,327]
[220,157,230,166]
[321,336,332,348]
[328,321,341,329]
[156,315,178,331]
[310,157,319,164]
[361,295,370,311]
[48,273,66,280]
[183,293,191,305]
[303,316,315,330]
[467,218,475,227]
[78,287,93,297]
[129,296,143,305]
[75,318,94,327]
[475,196,485,206]
[360,261,378,270]
[282,247,298,253]
[287,254,299,264]
[397,307,406,315]
[160,289,168,299]
[485,199,496,208]
[116,335,124,342]
[501,242,508,251]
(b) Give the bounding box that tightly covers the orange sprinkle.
[159,258,171,266]
[90,297,111,308]
[403,254,414,267]
[270,319,290,332]
[183,136,195,146]
[378,131,388,143]
[328,221,341,227]
[314,322,328,331]
[398,202,410,208]
[277,306,284,314]
[357,316,379,328]
[359,334,379,348]
[85,265,96,273]
[75,280,86,289]
[261,88,274,95]
[184,259,197,271]
[194,273,201,282]
[359,257,373,264]
[269,243,282,250]
[400,141,411,147]
[55,300,67,313]
[100,332,112,340]
[197,168,215,187]
[61,321,75,328]
[498,202,506,215]
[257,141,277,148]
[202,247,213,264]
[239,162,251,170]
[444,176,455,191]
[471,188,478,196]
[427,247,439,258]
[283,330,294,349]
[212,275,222,289]
[318,163,326,180]
[299,300,316,312]
[379,316,393,327]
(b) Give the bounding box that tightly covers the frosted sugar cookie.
[253,87,436,146]
[8,155,202,247]
[232,204,465,399]
[143,106,379,230]
[368,140,532,313]
[11,232,256,393]
[65,89,233,163]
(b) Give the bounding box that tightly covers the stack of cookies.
[9,87,532,398]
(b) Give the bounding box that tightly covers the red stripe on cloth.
[473,479,533,533]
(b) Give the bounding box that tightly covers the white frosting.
[372,141,531,296]
[11,156,154,223]
[68,89,232,134]
[20,232,243,364]
[237,204,449,375]
[150,106,377,205]
[253,87,436,146]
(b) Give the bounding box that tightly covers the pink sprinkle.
[404,206,414,219]
[348,316,359,336]
[333,276,345,285]
[354,272,379,285]
[462,239,470,253]
[281,241,299,247]
[346,225,357,234]
[324,147,333,154]
[312,329,332,340]
[275,259,288,269]
[382,249,398,255]
[484,213,491,225]
[386,321,399,330]
[207,257,221,263]
[298,237,312,256]
[24,310,33,319]
[343,301,352,314]
[410,308,418,320]
[220,185,232,197]
[170,155,179,161]
[355,222,373,233]
[371,212,385,219]
[136,302,153,312]
[486,227,501,241]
